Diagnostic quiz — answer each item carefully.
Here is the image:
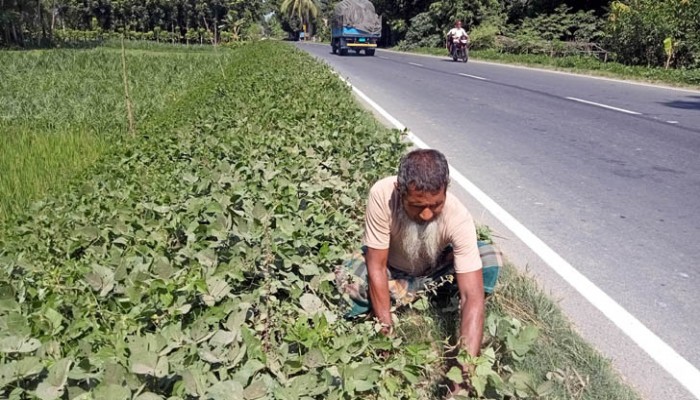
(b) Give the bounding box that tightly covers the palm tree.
[280,0,319,40]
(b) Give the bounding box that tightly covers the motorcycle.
[449,36,469,63]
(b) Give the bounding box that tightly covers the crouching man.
[335,149,501,391]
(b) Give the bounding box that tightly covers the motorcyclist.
[446,20,469,56]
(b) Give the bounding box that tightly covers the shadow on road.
[661,95,700,110]
[328,52,375,57]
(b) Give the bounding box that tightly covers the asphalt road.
[297,42,700,400]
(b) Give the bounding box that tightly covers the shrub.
[404,12,443,48]
[469,23,500,50]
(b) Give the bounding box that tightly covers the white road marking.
[459,73,489,81]
[668,120,679,124]
[409,62,423,67]
[566,97,642,115]
[334,73,700,400]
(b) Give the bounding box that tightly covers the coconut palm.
[280,0,319,40]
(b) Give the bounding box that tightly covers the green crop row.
[0,41,455,399]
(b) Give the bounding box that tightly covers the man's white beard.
[397,209,443,275]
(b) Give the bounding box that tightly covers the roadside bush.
[518,4,604,43]
[606,0,700,68]
[469,22,500,50]
[509,29,545,53]
[264,16,288,39]
[314,21,331,43]
[244,23,265,41]
[404,12,443,48]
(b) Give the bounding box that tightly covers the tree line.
[259,0,700,69]
[2,0,699,69]
[368,0,700,69]
[0,0,270,45]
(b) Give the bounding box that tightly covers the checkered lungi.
[334,241,503,318]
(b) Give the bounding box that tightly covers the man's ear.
[394,182,405,198]
[394,182,405,201]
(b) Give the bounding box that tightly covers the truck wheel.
[332,44,337,54]
[339,48,348,56]
[365,49,375,56]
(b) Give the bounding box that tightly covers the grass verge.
[396,46,700,89]
[0,41,638,399]
[0,41,236,224]
[493,263,637,399]
[397,262,641,399]
[393,225,641,399]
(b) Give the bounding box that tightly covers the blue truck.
[331,0,382,56]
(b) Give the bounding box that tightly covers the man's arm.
[365,247,391,330]
[456,270,485,358]
[446,30,454,50]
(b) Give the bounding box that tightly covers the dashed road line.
[566,97,642,115]
[458,73,489,81]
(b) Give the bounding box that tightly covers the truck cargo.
[331,0,382,56]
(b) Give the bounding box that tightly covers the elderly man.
[335,149,501,389]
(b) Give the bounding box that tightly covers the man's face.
[401,185,446,224]
[455,22,462,29]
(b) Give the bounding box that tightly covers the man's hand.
[446,337,479,396]
[455,270,485,359]
[447,361,475,396]
[379,323,393,336]
[368,310,393,336]
[365,247,391,328]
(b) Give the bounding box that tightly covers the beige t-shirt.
[362,176,482,275]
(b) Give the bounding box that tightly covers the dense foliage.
[0,0,270,46]
[606,0,700,68]
[387,0,700,69]
[4,0,700,68]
